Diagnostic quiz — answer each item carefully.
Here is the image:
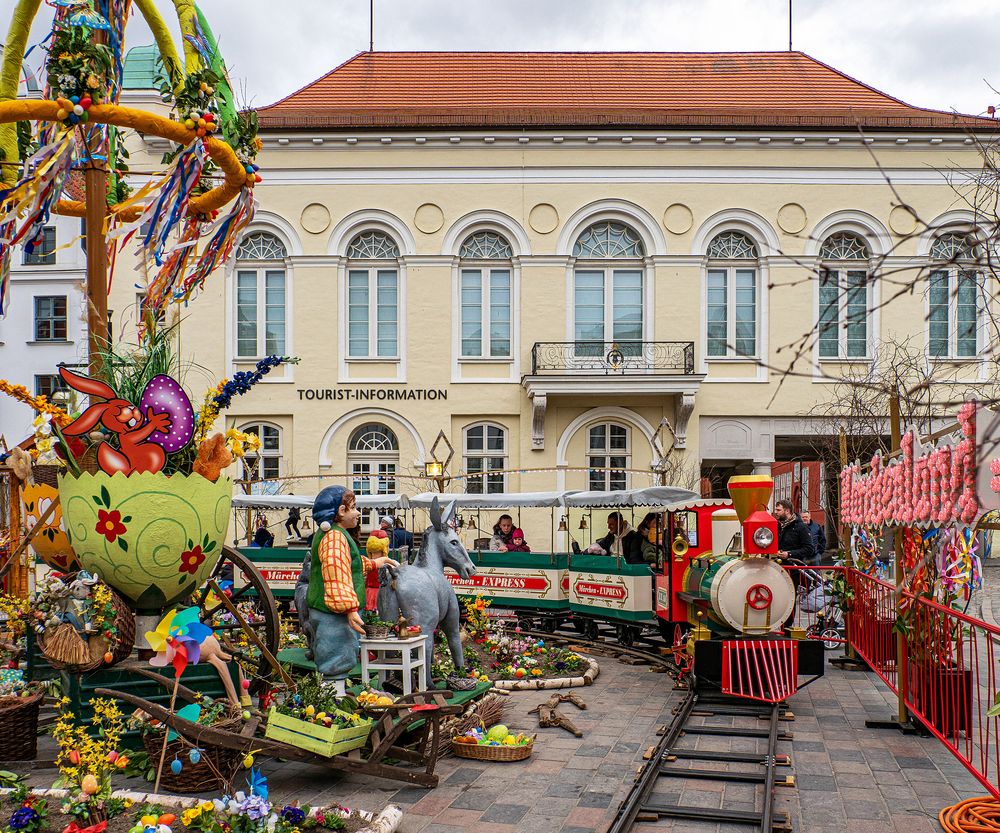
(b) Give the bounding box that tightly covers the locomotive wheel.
[194,545,280,693]
[539,618,557,633]
[584,620,599,640]
[572,618,587,634]
[615,624,635,647]
[517,616,535,631]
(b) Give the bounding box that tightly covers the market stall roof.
[407,491,569,510]
[562,486,700,509]
[231,493,409,511]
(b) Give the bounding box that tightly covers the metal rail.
[607,690,792,833]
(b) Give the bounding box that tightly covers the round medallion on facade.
[414,203,445,233]
[888,204,918,236]
[300,202,331,234]
[528,203,559,234]
[776,203,807,234]
[663,203,693,234]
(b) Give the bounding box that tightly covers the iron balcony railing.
[530,341,696,375]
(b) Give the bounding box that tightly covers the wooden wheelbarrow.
[96,670,463,788]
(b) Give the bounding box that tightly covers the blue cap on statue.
[313,485,346,532]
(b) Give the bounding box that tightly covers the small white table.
[359,634,427,696]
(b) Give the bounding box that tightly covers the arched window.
[459,231,513,359]
[240,423,282,486]
[464,423,507,494]
[929,232,981,359]
[573,221,644,357]
[818,232,872,359]
[706,231,759,358]
[346,231,400,359]
[348,422,399,497]
[235,232,287,359]
[588,423,629,491]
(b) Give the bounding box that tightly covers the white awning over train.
[407,491,569,510]
[562,486,699,509]
[231,493,410,511]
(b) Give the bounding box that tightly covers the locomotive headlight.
[752,527,774,548]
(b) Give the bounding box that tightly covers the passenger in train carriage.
[507,528,531,552]
[489,514,515,552]
[636,513,664,565]
[587,512,644,563]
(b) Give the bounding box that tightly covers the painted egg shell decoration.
[139,375,194,453]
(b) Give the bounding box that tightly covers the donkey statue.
[377,497,476,673]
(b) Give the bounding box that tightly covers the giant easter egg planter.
[58,472,232,612]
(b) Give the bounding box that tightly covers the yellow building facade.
[110,52,997,537]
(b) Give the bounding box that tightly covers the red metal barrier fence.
[848,568,1000,798]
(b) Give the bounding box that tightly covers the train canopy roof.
[231,493,409,511]
[563,486,700,509]
[407,491,568,510]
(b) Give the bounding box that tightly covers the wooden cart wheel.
[195,545,281,693]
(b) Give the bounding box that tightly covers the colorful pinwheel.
[144,606,214,674]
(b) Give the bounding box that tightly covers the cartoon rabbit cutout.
[59,367,172,475]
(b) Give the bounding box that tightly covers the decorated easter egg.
[139,375,194,453]
[81,774,99,794]
[189,749,201,764]
[170,758,183,774]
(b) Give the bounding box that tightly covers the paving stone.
[577,790,614,808]
[479,804,530,824]
[448,788,497,810]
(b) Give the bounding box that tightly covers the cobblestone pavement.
[20,650,986,833]
[977,561,1000,629]
[259,653,982,833]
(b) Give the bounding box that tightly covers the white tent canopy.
[231,493,410,511]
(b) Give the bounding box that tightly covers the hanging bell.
[557,516,568,532]
[579,516,589,530]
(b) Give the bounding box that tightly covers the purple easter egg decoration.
[139,374,194,453]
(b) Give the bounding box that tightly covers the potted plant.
[360,611,394,640]
[265,674,373,757]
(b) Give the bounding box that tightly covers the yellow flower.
[200,802,214,812]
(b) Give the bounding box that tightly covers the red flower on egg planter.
[179,534,217,576]
[95,510,129,546]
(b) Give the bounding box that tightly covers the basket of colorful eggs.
[451,723,534,762]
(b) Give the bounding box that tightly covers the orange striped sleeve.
[362,555,375,574]
[318,530,359,613]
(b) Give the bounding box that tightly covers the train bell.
[727,475,778,556]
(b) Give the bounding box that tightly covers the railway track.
[607,688,794,832]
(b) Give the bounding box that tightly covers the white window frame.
[587,422,630,491]
[463,422,508,494]
[347,266,399,359]
[927,266,982,360]
[705,231,759,360]
[926,232,982,362]
[816,233,873,361]
[342,231,403,368]
[240,422,283,486]
[234,233,288,361]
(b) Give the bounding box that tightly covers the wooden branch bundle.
[528,692,587,737]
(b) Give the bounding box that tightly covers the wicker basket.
[142,713,245,793]
[450,735,534,762]
[0,693,43,760]
[363,624,393,639]
[38,587,134,673]
[32,465,62,489]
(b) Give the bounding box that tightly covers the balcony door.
[572,221,645,362]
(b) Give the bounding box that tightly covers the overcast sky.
[18,0,1000,116]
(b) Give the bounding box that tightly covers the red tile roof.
[258,51,995,131]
